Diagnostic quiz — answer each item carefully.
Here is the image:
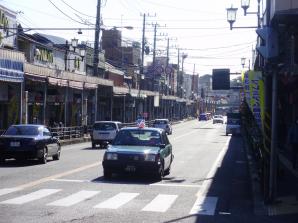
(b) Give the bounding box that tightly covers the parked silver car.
[91,121,122,148]
[152,119,172,135]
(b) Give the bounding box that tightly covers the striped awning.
[0,59,24,83]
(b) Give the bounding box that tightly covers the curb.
[242,135,268,215]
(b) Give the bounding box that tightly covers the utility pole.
[93,0,101,76]
[141,13,146,75]
[177,48,180,97]
[153,23,157,65]
[166,38,169,66]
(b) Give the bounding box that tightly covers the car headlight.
[106,153,118,160]
[144,154,156,162]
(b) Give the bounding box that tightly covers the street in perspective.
[1,0,298,223]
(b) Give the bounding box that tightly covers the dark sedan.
[0,124,61,164]
[102,127,174,180]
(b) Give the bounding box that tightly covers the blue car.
[198,113,208,121]
[0,124,61,164]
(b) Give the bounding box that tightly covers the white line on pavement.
[0,188,22,196]
[142,194,178,212]
[94,192,139,209]
[150,183,201,188]
[0,189,61,205]
[47,190,100,207]
[189,196,218,215]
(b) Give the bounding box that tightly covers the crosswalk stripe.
[189,196,218,215]
[94,192,139,209]
[0,188,22,196]
[142,194,178,212]
[47,190,100,207]
[0,189,61,205]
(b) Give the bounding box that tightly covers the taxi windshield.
[113,129,161,146]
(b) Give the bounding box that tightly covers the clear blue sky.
[2,0,263,75]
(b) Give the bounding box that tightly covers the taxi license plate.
[125,165,136,172]
[10,141,20,147]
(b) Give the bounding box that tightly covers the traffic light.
[256,27,278,59]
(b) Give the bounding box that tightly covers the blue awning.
[0,59,24,83]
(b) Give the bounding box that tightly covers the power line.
[48,0,90,25]
[59,0,95,18]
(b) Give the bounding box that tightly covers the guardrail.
[49,126,86,140]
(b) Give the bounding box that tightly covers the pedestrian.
[287,118,298,169]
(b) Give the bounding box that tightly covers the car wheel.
[52,145,61,160]
[103,169,112,179]
[155,163,164,181]
[39,147,48,164]
[164,165,171,176]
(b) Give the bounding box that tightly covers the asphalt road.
[0,119,263,223]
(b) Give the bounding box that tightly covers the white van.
[91,121,122,148]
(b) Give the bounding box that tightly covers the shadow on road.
[0,158,54,168]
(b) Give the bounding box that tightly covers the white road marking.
[197,138,231,196]
[94,192,139,209]
[47,190,100,207]
[15,162,99,189]
[150,183,201,188]
[142,194,178,212]
[189,196,218,215]
[0,189,61,205]
[51,179,91,183]
[0,188,22,196]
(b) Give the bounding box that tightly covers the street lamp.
[65,38,86,71]
[241,57,246,68]
[241,57,251,70]
[227,6,238,30]
[226,0,260,30]
[241,0,250,16]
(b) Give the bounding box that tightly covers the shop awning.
[0,59,24,83]
[48,77,68,87]
[25,73,46,82]
[69,80,83,90]
[84,82,97,89]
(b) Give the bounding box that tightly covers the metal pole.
[93,0,101,76]
[19,81,23,124]
[43,82,48,125]
[95,88,98,121]
[110,92,113,121]
[141,13,146,75]
[153,23,157,65]
[81,89,84,126]
[269,71,278,202]
[25,91,28,124]
[123,95,126,123]
[177,48,180,96]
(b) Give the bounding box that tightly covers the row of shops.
[0,48,197,130]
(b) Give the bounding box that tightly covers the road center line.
[16,162,100,190]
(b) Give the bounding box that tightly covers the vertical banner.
[248,71,263,129]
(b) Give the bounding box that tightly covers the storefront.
[0,59,24,129]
